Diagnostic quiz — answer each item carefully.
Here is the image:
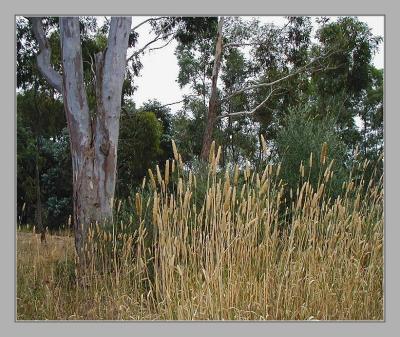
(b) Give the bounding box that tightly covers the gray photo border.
[2,0,398,336]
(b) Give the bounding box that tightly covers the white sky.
[129,16,384,112]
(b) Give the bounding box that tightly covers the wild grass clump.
[17,140,383,320]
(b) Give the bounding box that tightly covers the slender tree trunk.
[35,137,45,243]
[363,111,368,157]
[228,103,236,162]
[32,86,46,242]
[200,17,224,161]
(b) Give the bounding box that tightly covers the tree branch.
[28,17,63,93]
[224,42,268,48]
[101,17,132,127]
[148,34,175,52]
[158,95,198,108]
[131,16,169,32]
[224,21,290,50]
[218,88,280,120]
[222,50,338,102]
[127,20,175,62]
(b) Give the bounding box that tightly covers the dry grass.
[17,142,383,320]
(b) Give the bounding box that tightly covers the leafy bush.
[117,110,163,197]
[275,106,348,198]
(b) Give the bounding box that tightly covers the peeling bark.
[31,16,132,264]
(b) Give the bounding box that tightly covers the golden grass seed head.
[135,193,142,215]
[215,146,222,166]
[299,161,305,178]
[223,187,231,212]
[178,154,184,169]
[171,159,175,173]
[189,170,193,187]
[276,163,281,177]
[178,178,183,195]
[208,141,216,164]
[320,142,328,165]
[165,160,170,186]
[268,164,273,176]
[148,169,157,190]
[172,139,179,161]
[245,161,251,180]
[152,191,158,225]
[234,164,239,185]
[260,134,268,155]
[224,169,231,194]
[156,165,163,185]
[259,179,269,196]
[240,184,246,199]
[261,165,268,183]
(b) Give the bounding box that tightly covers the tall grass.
[17,141,383,320]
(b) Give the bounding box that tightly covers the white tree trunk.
[31,16,132,262]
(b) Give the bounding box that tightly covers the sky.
[129,16,384,113]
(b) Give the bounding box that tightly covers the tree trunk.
[200,17,224,161]
[58,17,132,263]
[29,17,132,264]
[35,137,45,243]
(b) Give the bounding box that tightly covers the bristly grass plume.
[17,141,383,320]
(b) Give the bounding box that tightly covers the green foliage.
[40,130,72,229]
[17,90,72,229]
[172,17,219,45]
[171,101,206,162]
[275,106,348,197]
[17,112,36,224]
[16,16,140,104]
[358,66,383,158]
[139,100,174,164]
[309,17,382,149]
[117,110,163,197]
[16,15,384,232]
[315,17,381,96]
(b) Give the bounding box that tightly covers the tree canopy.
[16,16,383,232]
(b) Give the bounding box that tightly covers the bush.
[275,106,348,198]
[117,110,163,197]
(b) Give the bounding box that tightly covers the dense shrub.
[275,106,348,199]
[117,110,163,197]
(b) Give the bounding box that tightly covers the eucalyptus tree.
[309,17,382,151]
[198,16,382,164]
[25,16,180,259]
[27,16,134,261]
